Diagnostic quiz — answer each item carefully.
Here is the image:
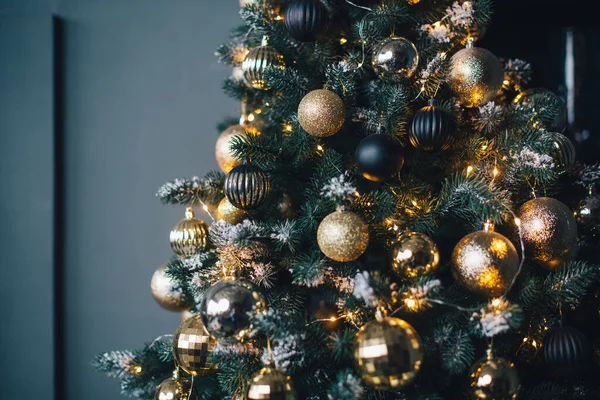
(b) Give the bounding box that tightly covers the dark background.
[0,1,598,399]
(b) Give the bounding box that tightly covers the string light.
[339,37,348,45]
[514,217,521,227]
[247,113,255,122]
[493,167,499,177]
[466,165,474,177]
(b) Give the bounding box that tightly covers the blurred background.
[0,0,597,399]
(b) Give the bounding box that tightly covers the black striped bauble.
[224,160,271,210]
[542,326,591,376]
[284,0,328,42]
[355,134,404,182]
[242,42,285,90]
[543,131,576,174]
[409,99,456,151]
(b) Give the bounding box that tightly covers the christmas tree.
[95,1,600,399]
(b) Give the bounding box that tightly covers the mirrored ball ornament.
[154,377,195,400]
[470,356,520,400]
[542,131,576,174]
[200,278,267,341]
[391,232,440,279]
[172,315,218,376]
[372,36,419,80]
[150,263,192,312]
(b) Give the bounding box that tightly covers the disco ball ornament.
[371,36,419,80]
[172,314,217,376]
[470,355,520,400]
[242,40,285,90]
[409,99,457,151]
[317,210,369,262]
[150,263,192,312]
[224,159,271,210]
[215,124,249,173]
[200,278,267,341]
[354,315,422,390]
[170,207,209,257]
[298,89,346,137]
[390,232,440,279]
[542,131,576,174]
[355,134,405,182]
[542,326,592,377]
[513,88,567,132]
[154,377,195,400]
[247,366,296,400]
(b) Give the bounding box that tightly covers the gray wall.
[0,1,240,399]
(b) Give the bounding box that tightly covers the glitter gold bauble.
[371,36,419,80]
[542,131,576,174]
[217,197,247,224]
[242,42,285,90]
[298,89,346,137]
[317,210,369,262]
[470,355,520,400]
[247,366,296,400]
[216,125,249,173]
[172,314,218,376]
[154,377,195,400]
[448,42,503,108]
[170,207,208,257]
[451,229,519,298]
[517,197,577,269]
[354,316,422,390]
[200,278,267,340]
[150,263,192,312]
[391,232,440,279]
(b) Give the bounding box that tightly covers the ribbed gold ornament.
[172,314,218,376]
[317,210,369,262]
[215,125,249,173]
[391,232,440,279]
[451,227,519,298]
[154,377,194,400]
[217,197,247,224]
[298,89,346,137]
[242,40,285,90]
[448,41,503,108]
[169,207,208,257]
[150,264,192,312]
[470,355,520,400]
[354,315,423,390]
[247,366,296,400]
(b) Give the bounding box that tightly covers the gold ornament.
[354,315,422,390]
[451,226,519,298]
[390,232,440,279]
[470,354,520,400]
[448,41,503,108]
[298,89,346,137]
[154,377,194,400]
[371,36,419,80]
[247,366,296,400]
[317,210,369,262]
[217,197,247,224]
[170,207,208,257]
[172,314,217,376]
[518,197,578,269]
[242,38,285,90]
[150,264,192,312]
[215,125,249,173]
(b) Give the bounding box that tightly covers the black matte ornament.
[224,159,271,210]
[409,99,456,151]
[542,326,591,376]
[284,0,328,42]
[355,134,404,182]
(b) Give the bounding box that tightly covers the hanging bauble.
[217,197,247,224]
[355,134,404,182]
[247,366,296,400]
[215,124,249,173]
[150,263,192,312]
[354,315,422,390]
[172,314,218,376]
[154,377,195,400]
[542,131,576,174]
[451,227,519,298]
[448,41,503,108]
[242,40,285,90]
[298,89,346,137]
[284,0,328,42]
[391,232,440,279]
[575,188,600,233]
[513,88,567,132]
[224,159,271,210]
[317,210,369,262]
[170,207,209,257]
[409,99,457,151]
[371,36,419,80]
[200,278,267,340]
[517,197,577,269]
[542,326,592,377]
[469,355,520,400]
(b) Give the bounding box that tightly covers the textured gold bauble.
[242,44,285,90]
[247,366,296,400]
[150,263,192,312]
[317,210,369,262]
[154,377,194,400]
[216,125,249,173]
[518,197,578,269]
[448,43,503,108]
[470,356,520,400]
[371,36,419,80]
[354,316,422,390]
[217,197,247,224]
[298,89,346,137]
[172,314,217,376]
[451,229,519,298]
[391,232,440,279]
[170,207,208,257]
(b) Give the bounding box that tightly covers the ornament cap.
[466,37,475,48]
[427,98,439,107]
[483,220,495,232]
[185,207,195,220]
[261,35,269,47]
[587,184,596,197]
